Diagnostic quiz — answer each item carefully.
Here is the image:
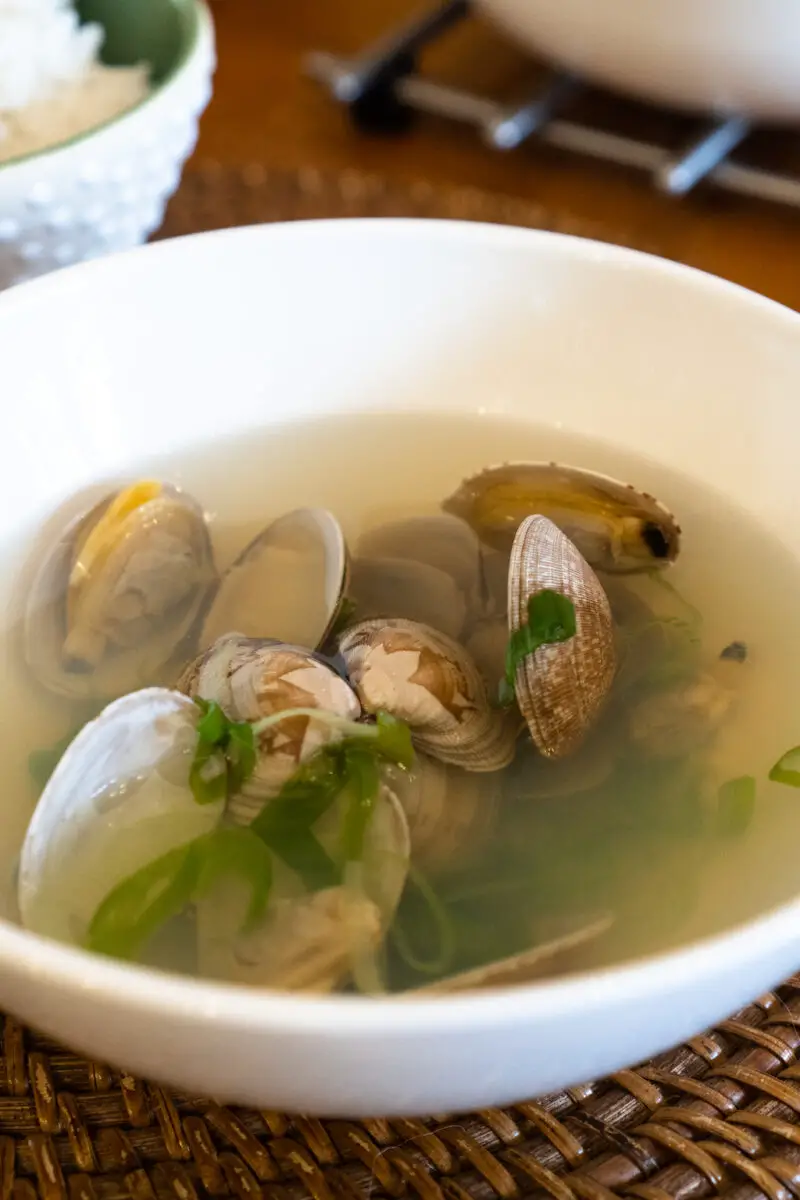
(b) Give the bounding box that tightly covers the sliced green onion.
[769,747,800,788]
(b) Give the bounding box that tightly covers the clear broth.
[7,410,800,984]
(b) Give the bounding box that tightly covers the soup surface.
[6,411,800,993]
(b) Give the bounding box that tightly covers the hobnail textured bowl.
[0,0,214,290]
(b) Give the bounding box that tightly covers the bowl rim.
[3,216,800,1034]
[0,0,211,175]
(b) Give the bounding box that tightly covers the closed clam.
[444,462,681,572]
[201,507,347,651]
[509,516,616,759]
[24,481,215,700]
[180,633,361,825]
[339,618,518,771]
[384,754,501,874]
[18,688,224,946]
[196,787,410,993]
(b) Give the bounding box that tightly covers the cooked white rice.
[0,0,150,163]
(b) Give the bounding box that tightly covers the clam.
[349,556,468,640]
[200,508,347,651]
[384,754,500,874]
[414,913,613,993]
[509,516,616,758]
[196,787,410,992]
[180,633,361,825]
[18,688,224,947]
[443,462,681,572]
[466,617,508,693]
[24,481,215,700]
[628,652,743,758]
[508,727,618,801]
[356,515,483,614]
[339,618,518,772]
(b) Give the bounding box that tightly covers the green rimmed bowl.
[0,0,214,289]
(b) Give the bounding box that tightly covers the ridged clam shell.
[339,618,517,772]
[509,516,616,759]
[444,461,681,571]
[180,633,361,825]
[384,754,500,874]
[24,483,215,701]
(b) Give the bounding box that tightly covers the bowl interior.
[75,0,200,83]
[2,218,800,987]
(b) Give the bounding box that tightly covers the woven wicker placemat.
[4,164,797,1200]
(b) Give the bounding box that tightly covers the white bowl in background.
[475,0,800,122]
[0,0,214,291]
[0,220,799,1114]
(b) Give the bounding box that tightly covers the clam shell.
[24,483,215,701]
[444,461,681,572]
[413,913,613,994]
[356,515,483,614]
[509,516,616,758]
[466,618,508,693]
[384,754,500,874]
[201,508,347,651]
[18,688,223,946]
[349,556,468,639]
[628,662,738,758]
[339,618,518,772]
[196,786,410,992]
[180,633,361,825]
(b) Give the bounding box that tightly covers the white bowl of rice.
[0,0,214,290]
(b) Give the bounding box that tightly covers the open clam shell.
[339,618,518,772]
[24,481,215,701]
[196,787,410,993]
[444,461,681,572]
[413,913,613,994]
[201,507,347,652]
[180,633,361,825]
[18,688,223,946]
[510,516,616,759]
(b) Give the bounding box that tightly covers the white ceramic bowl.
[0,1,214,290]
[1,220,800,1115]
[476,0,800,122]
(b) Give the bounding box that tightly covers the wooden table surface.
[192,0,800,309]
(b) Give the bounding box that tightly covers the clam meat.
[444,462,681,572]
[18,688,224,946]
[180,633,361,825]
[339,617,518,771]
[509,515,616,758]
[200,507,347,651]
[24,481,215,700]
[196,786,410,992]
